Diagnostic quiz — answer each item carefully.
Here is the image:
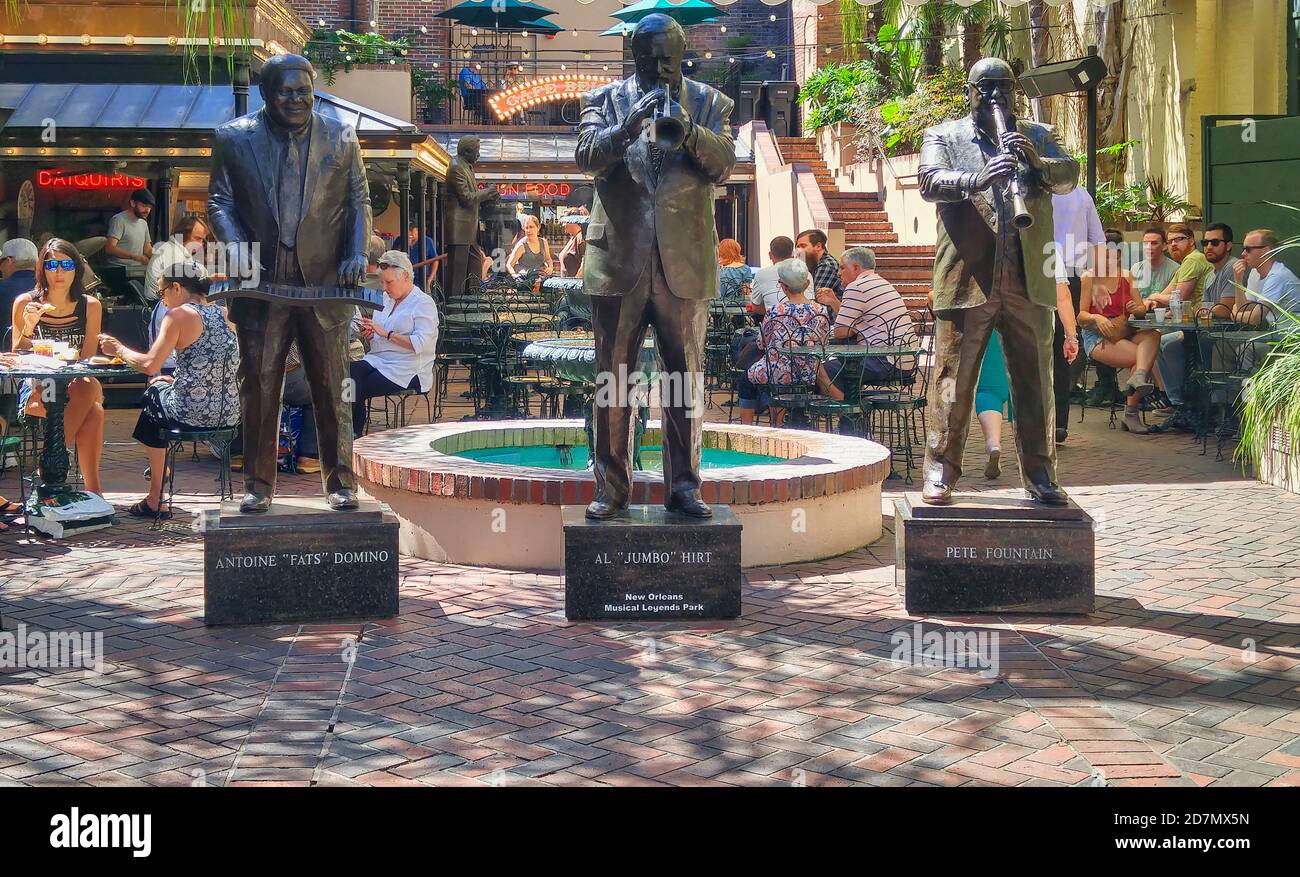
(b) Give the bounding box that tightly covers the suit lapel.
[246,114,276,215]
[301,117,329,221]
[966,121,999,233]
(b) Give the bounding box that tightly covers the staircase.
[777,136,934,310]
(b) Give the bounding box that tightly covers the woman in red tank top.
[1077,243,1163,434]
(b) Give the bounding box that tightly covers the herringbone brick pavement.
[0,395,1296,787]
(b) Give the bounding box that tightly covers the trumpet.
[989,101,1033,230]
[644,83,687,153]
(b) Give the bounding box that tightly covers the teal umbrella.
[610,0,725,27]
[435,0,559,30]
[516,18,562,35]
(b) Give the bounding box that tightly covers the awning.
[0,82,450,178]
[431,129,755,165]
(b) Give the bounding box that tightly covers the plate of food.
[88,354,125,366]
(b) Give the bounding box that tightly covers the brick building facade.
[287,0,792,119]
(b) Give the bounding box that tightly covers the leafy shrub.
[857,66,967,156]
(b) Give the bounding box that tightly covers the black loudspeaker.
[738,81,763,126]
[762,81,799,138]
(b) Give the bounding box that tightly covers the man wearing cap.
[918,57,1078,507]
[348,250,439,437]
[105,188,155,277]
[208,52,371,512]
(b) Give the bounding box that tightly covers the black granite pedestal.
[203,498,399,625]
[896,493,1095,615]
[562,505,742,621]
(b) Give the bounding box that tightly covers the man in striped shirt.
[816,246,915,382]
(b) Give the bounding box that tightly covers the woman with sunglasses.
[9,239,106,495]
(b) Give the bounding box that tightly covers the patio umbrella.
[435,0,559,31]
[610,0,726,27]
[516,17,563,35]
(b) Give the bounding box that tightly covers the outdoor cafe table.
[1127,316,1267,439]
[0,359,136,520]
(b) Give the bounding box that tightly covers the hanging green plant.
[164,0,254,81]
[305,28,411,86]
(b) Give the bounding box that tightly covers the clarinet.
[989,102,1033,230]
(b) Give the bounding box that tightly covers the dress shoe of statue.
[1025,481,1070,506]
[328,489,360,511]
[585,494,626,520]
[921,464,957,506]
[240,492,271,514]
[666,488,712,518]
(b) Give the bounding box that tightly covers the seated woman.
[737,258,841,426]
[98,261,239,519]
[506,215,554,282]
[10,238,105,495]
[1078,243,1162,434]
[717,238,751,304]
[349,251,439,437]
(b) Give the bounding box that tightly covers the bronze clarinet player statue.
[918,57,1078,507]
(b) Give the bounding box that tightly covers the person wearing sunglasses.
[1146,223,1242,433]
[1231,228,1300,327]
[1144,223,1212,312]
[9,239,106,496]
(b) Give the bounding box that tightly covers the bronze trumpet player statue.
[918,58,1078,506]
[575,14,735,520]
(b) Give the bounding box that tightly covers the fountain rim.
[354,419,892,507]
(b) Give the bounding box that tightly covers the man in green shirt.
[1135,226,1179,299]
[1146,223,1212,309]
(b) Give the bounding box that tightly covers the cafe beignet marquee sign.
[488,74,613,121]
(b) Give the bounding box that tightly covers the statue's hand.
[338,254,368,287]
[974,153,1017,191]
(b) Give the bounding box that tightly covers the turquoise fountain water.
[454,444,783,471]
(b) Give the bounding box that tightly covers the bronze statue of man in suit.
[442,136,499,300]
[208,54,372,513]
[575,14,735,520]
[919,57,1078,506]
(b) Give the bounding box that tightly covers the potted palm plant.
[413,68,454,125]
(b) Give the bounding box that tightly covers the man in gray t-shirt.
[105,187,156,276]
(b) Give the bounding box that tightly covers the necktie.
[648,142,664,180]
[278,134,301,249]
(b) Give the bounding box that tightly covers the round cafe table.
[0,359,136,523]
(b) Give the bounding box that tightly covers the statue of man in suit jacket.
[442,136,499,300]
[918,57,1078,507]
[576,14,735,520]
[208,54,372,513]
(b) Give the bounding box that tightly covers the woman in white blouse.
[349,250,439,436]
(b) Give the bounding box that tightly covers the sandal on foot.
[127,499,172,520]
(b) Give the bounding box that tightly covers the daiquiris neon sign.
[488,74,613,121]
[38,169,147,190]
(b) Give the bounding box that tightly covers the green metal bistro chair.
[807,344,873,437]
[158,358,238,527]
[758,310,832,429]
[861,310,931,482]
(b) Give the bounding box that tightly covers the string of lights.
[303,8,1168,70]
